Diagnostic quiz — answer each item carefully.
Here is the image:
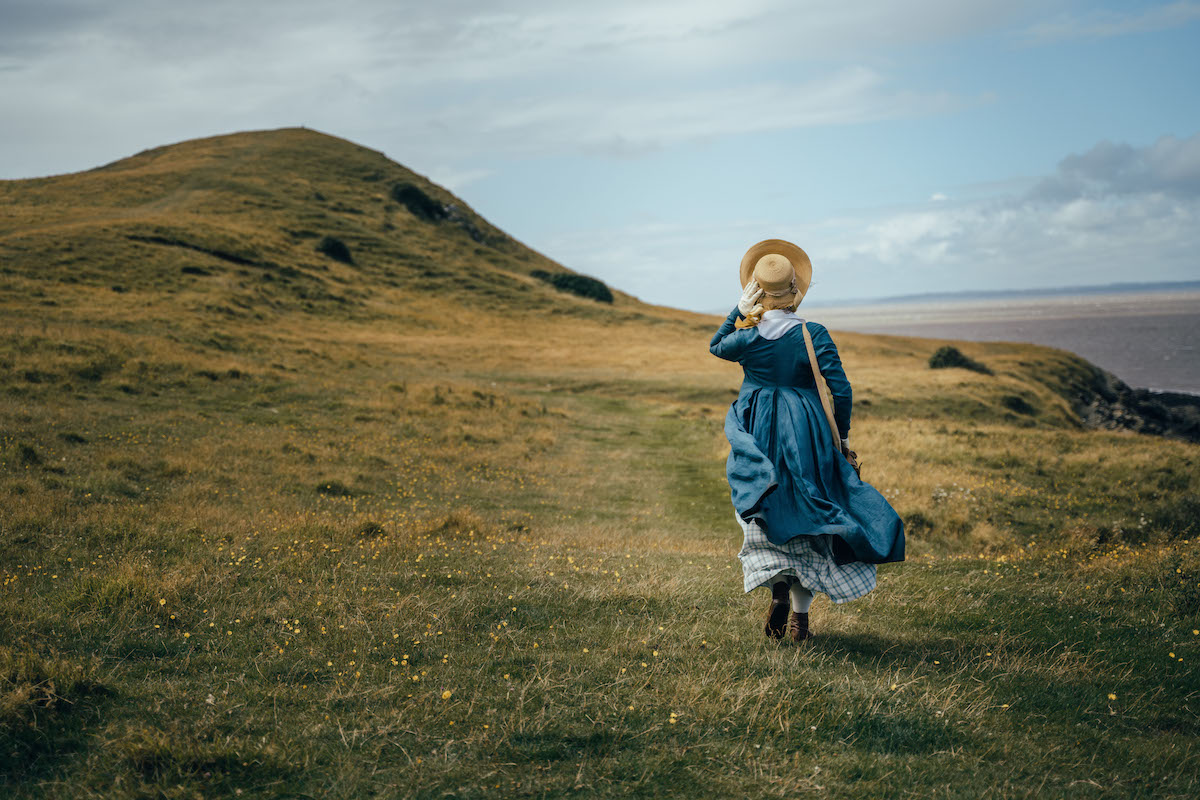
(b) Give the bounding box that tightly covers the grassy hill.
[0,127,639,320]
[1,129,1198,798]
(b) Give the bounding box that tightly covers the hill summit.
[0,127,626,318]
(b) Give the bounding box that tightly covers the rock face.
[1074,365,1200,443]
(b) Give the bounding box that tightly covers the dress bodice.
[709,307,853,436]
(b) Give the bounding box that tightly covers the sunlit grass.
[3,297,1196,797]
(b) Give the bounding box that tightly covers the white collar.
[757,309,804,340]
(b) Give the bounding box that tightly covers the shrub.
[316,236,353,265]
[928,346,991,374]
[530,269,614,303]
[1001,394,1036,415]
[391,183,447,222]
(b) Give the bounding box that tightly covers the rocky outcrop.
[1073,364,1200,443]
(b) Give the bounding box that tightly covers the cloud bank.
[0,0,1041,175]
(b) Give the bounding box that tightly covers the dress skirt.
[736,512,877,603]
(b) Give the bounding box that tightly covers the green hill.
[0,127,637,319]
[1,129,1197,798]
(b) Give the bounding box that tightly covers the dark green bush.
[530,269,614,304]
[391,183,447,222]
[1001,394,1036,415]
[316,236,353,265]
[928,346,991,375]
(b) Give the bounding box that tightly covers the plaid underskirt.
[736,512,876,604]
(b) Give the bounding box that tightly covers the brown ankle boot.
[787,611,813,642]
[764,582,789,640]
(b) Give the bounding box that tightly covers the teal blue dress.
[710,307,905,565]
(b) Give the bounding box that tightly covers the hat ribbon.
[759,277,798,297]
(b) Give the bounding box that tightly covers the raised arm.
[709,307,756,362]
[808,322,852,437]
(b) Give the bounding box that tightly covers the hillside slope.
[0,127,644,321]
[2,127,1185,440]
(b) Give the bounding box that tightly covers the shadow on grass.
[811,630,951,663]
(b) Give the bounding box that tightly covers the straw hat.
[738,239,812,311]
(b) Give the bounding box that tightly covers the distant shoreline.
[804,279,1200,309]
[805,290,1200,397]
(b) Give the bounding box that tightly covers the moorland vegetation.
[1,129,1197,798]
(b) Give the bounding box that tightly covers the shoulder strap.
[802,322,842,450]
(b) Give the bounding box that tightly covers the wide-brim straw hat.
[738,239,812,311]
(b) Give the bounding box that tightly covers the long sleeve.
[809,323,852,437]
[710,307,756,362]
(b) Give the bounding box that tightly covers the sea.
[805,289,1200,396]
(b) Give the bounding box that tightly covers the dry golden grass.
[2,128,1197,797]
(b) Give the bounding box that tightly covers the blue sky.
[2,0,1198,309]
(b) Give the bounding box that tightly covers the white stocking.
[789,583,814,613]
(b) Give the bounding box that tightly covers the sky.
[2,1,1199,310]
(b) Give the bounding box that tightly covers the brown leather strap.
[802,322,841,451]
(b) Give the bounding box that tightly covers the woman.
[710,239,904,643]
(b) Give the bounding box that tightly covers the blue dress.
[710,307,905,567]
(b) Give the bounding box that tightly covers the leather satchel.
[802,322,861,477]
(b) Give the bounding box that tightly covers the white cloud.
[389,66,959,161]
[1032,134,1200,199]
[792,136,1200,298]
[0,1,1042,76]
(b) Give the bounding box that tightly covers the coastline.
[807,289,1200,397]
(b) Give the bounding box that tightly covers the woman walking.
[710,239,904,643]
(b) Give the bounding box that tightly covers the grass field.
[2,129,1198,798]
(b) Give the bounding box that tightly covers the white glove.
[841,437,851,452]
[738,280,764,317]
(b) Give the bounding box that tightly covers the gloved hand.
[738,280,764,317]
[841,438,861,477]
